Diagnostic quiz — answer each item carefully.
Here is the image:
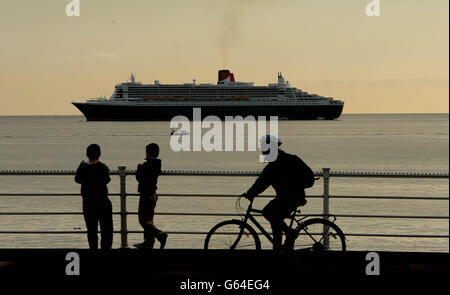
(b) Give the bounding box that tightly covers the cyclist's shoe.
[158,232,168,249]
[283,231,299,250]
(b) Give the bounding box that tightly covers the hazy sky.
[0,0,448,115]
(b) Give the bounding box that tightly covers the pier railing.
[0,168,448,249]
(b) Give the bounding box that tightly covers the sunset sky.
[0,0,448,115]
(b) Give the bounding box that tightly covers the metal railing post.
[118,166,128,248]
[322,167,330,249]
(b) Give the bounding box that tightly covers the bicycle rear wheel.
[204,220,261,250]
[293,218,346,252]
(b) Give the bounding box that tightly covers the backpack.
[296,157,315,188]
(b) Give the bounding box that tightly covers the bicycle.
[204,195,346,252]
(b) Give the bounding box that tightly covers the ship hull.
[72,103,344,121]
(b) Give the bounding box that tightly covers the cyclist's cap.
[260,135,282,146]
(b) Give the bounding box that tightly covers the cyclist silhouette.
[242,135,312,251]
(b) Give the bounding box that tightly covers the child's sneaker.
[134,240,154,249]
[158,233,168,249]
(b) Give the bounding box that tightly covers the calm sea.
[0,114,448,251]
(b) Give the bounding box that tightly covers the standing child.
[134,143,168,249]
[75,144,113,250]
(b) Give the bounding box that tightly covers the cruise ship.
[72,70,344,121]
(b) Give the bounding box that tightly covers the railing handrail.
[0,167,448,250]
[0,193,448,200]
[0,211,448,220]
[0,169,448,178]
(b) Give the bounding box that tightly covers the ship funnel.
[218,69,235,84]
[277,72,285,85]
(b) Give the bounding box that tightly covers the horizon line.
[0,112,448,117]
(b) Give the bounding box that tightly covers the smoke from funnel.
[219,9,244,68]
[217,0,265,67]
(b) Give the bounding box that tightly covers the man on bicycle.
[242,135,314,251]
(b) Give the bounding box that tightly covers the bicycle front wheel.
[293,218,346,252]
[204,220,261,250]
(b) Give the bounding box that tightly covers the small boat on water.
[170,129,190,136]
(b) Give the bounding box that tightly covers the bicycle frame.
[230,197,339,250]
[231,199,274,248]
